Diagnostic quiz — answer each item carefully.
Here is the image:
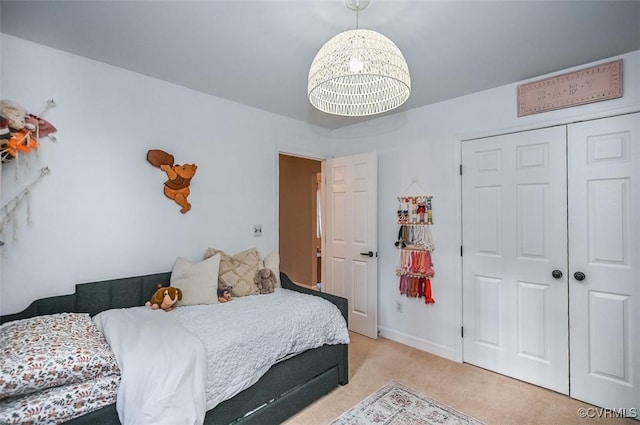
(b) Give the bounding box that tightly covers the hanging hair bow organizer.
[395,195,435,304]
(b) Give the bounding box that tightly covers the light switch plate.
[253,224,262,237]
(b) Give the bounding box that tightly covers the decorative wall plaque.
[517,59,622,117]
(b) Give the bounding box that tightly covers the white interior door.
[462,126,569,393]
[323,152,378,339]
[568,113,640,412]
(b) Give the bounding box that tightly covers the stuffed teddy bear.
[254,268,277,294]
[146,149,197,214]
[217,287,233,303]
[145,284,183,311]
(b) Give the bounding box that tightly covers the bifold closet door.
[462,126,569,394]
[568,113,639,412]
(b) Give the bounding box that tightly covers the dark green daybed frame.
[1,272,349,425]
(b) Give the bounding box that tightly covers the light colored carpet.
[329,381,485,425]
[284,332,637,425]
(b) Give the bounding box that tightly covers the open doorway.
[278,154,322,288]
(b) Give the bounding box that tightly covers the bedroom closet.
[461,112,639,411]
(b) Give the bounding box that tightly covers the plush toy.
[0,100,27,130]
[254,268,277,294]
[147,149,197,214]
[145,284,183,311]
[217,287,233,303]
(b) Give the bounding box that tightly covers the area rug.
[330,381,486,425]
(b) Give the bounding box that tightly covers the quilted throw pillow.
[204,247,261,297]
[0,312,120,400]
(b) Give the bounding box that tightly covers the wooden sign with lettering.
[517,59,622,117]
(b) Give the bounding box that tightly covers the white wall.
[329,51,640,361]
[0,35,330,314]
[2,34,638,365]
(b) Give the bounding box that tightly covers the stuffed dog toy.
[254,268,277,294]
[145,285,183,311]
[217,287,233,303]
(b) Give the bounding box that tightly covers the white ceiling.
[1,1,639,129]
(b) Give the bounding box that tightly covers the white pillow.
[261,250,281,287]
[171,254,221,306]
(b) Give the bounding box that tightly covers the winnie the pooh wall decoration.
[147,149,197,213]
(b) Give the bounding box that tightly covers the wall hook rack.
[395,194,436,305]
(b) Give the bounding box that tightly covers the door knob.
[573,271,586,281]
[552,270,563,279]
[360,251,374,257]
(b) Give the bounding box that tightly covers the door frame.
[276,149,326,288]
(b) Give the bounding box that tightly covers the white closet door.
[568,112,640,412]
[462,126,569,393]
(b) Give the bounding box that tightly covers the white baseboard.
[378,326,460,363]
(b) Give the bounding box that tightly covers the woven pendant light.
[308,0,411,116]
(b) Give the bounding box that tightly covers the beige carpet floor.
[284,332,636,425]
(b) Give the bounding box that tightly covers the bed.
[0,271,349,425]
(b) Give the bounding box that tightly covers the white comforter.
[93,307,207,425]
[94,288,349,425]
[171,288,350,410]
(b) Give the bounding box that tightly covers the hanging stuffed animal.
[0,100,27,130]
[147,149,197,214]
[1,101,29,163]
[0,100,57,163]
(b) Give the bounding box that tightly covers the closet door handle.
[573,271,586,281]
[360,251,374,258]
[552,270,563,279]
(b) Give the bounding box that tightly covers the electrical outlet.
[253,224,262,237]
[396,300,403,313]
